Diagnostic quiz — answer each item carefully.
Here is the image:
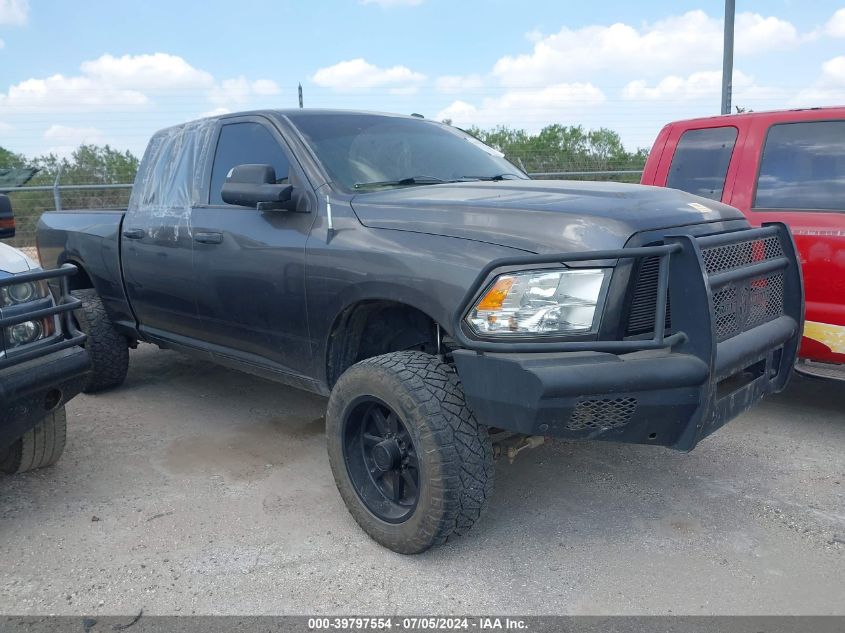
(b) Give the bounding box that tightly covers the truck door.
[191,116,316,375]
[735,118,845,365]
[121,123,212,343]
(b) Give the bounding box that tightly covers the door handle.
[194,231,224,244]
[122,228,145,240]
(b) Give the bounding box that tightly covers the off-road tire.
[71,288,129,393]
[326,351,494,554]
[0,407,67,474]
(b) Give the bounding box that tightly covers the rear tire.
[326,351,494,554]
[0,407,67,474]
[71,289,129,393]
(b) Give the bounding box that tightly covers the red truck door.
[730,117,845,366]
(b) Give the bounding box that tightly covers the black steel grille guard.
[0,264,86,369]
[452,222,803,359]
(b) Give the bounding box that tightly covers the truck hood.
[0,241,38,276]
[350,180,745,254]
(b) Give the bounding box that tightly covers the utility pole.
[721,0,735,115]
[298,83,303,109]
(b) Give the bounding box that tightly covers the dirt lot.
[1,343,843,615]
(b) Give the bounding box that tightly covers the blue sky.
[2,0,845,159]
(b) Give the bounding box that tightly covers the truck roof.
[151,108,435,139]
[661,105,845,128]
[212,108,428,125]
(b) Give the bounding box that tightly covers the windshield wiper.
[459,173,523,181]
[354,176,450,189]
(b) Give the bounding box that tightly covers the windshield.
[286,113,526,192]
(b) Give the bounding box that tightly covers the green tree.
[0,146,28,170]
[461,123,647,181]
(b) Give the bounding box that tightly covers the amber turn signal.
[476,276,515,311]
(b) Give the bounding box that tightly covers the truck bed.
[36,209,132,330]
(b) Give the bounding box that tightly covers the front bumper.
[0,264,89,450]
[452,223,803,451]
[0,346,90,450]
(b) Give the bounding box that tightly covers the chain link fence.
[2,168,643,251]
[0,183,133,251]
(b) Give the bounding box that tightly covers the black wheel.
[71,288,129,393]
[0,407,67,474]
[343,396,421,524]
[326,351,494,554]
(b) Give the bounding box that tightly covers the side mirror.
[221,164,293,211]
[0,194,15,239]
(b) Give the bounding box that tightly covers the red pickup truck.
[642,107,845,378]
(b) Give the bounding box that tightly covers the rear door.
[736,118,845,364]
[191,115,316,375]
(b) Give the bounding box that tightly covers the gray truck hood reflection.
[350,180,744,254]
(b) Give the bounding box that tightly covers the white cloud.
[492,10,801,87]
[436,82,605,128]
[622,69,784,111]
[311,58,425,91]
[0,74,149,113]
[208,76,281,107]
[824,8,845,37]
[251,79,281,96]
[791,56,845,105]
[435,74,484,94]
[0,52,283,117]
[0,0,28,25]
[0,51,290,157]
[42,125,108,158]
[735,12,800,51]
[0,121,12,133]
[43,124,106,144]
[822,56,845,82]
[80,53,214,91]
[360,0,423,7]
[623,70,754,101]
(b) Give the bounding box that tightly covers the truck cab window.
[754,120,845,212]
[209,122,291,205]
[667,127,738,201]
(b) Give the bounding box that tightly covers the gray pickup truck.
[37,109,803,553]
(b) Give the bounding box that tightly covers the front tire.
[0,407,67,474]
[326,351,494,554]
[71,289,129,393]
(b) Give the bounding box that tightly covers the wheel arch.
[62,257,94,291]
[324,297,447,388]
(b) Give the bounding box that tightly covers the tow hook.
[507,435,547,463]
[492,435,548,464]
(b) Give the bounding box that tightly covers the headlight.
[0,280,50,307]
[6,320,43,347]
[466,268,608,337]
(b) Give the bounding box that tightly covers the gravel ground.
[1,343,843,615]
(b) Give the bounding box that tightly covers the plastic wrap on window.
[127,118,218,241]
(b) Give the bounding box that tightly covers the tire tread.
[72,288,128,392]
[0,407,67,474]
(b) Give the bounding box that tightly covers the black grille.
[626,256,671,336]
[703,233,786,342]
[701,235,784,275]
[566,397,638,431]
[709,270,785,342]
